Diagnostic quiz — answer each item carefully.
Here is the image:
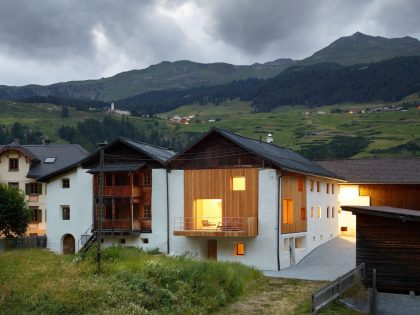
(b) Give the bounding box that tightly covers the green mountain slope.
[0,59,293,102]
[301,32,420,65]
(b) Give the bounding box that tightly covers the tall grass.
[0,247,260,314]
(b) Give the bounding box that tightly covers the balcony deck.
[95,218,151,232]
[173,217,257,237]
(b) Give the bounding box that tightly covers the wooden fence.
[312,263,365,314]
[0,235,47,251]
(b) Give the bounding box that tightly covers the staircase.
[77,224,96,253]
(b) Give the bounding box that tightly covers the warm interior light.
[232,176,246,191]
[236,243,245,256]
[283,199,294,224]
[195,199,222,229]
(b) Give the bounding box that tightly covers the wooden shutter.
[37,209,42,223]
[37,183,43,194]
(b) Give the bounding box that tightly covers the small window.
[142,238,149,244]
[316,181,320,192]
[301,207,306,220]
[143,205,151,219]
[310,207,314,218]
[317,206,322,218]
[236,243,245,256]
[310,180,314,192]
[283,199,293,224]
[30,207,42,223]
[8,182,19,190]
[232,176,245,191]
[326,183,330,194]
[332,184,335,194]
[9,158,19,171]
[327,207,330,218]
[332,207,335,218]
[144,173,151,186]
[25,183,42,195]
[62,206,70,220]
[62,178,70,188]
[298,177,303,192]
[44,157,56,164]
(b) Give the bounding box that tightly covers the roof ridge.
[119,136,174,152]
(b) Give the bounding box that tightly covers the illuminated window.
[326,183,330,194]
[301,207,306,220]
[232,176,246,191]
[195,199,222,229]
[283,199,293,224]
[316,181,320,192]
[310,180,314,192]
[317,206,321,218]
[311,207,314,218]
[298,177,303,192]
[236,243,245,256]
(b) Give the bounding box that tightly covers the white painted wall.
[338,184,370,236]
[46,166,92,253]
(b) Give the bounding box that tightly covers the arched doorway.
[63,234,75,254]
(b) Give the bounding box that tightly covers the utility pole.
[96,142,107,274]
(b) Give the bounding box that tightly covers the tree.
[0,184,30,237]
[61,106,69,118]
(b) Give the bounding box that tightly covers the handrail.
[174,217,247,232]
[77,223,94,252]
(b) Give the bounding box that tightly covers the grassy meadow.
[0,247,359,315]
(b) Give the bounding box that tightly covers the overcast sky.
[1,0,420,86]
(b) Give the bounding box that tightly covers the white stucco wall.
[169,168,280,271]
[46,166,93,253]
[338,184,370,236]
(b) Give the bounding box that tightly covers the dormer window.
[44,157,56,164]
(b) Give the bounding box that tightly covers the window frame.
[9,158,19,171]
[62,206,70,220]
[143,173,151,186]
[235,243,245,256]
[231,176,246,191]
[62,178,70,189]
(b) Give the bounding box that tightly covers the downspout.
[276,173,282,271]
[166,168,170,254]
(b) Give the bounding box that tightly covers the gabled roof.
[170,128,343,180]
[81,137,176,168]
[0,143,89,180]
[316,158,420,184]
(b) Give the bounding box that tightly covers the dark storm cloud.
[0,0,420,85]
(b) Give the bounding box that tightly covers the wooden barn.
[342,205,420,294]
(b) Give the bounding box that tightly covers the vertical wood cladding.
[359,184,420,210]
[184,168,259,221]
[356,214,420,292]
[281,174,307,234]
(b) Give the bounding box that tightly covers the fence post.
[370,268,377,315]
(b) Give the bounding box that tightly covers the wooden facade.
[359,184,420,210]
[174,168,258,237]
[93,169,152,232]
[356,214,420,293]
[281,174,307,234]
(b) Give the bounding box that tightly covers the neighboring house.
[342,205,420,293]
[0,140,88,236]
[316,158,420,235]
[38,164,92,254]
[78,137,176,253]
[167,128,342,270]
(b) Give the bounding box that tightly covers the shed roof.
[341,205,420,222]
[316,158,420,184]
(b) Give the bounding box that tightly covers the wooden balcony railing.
[173,217,257,237]
[95,218,151,232]
[94,186,142,197]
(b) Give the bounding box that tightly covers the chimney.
[42,137,51,145]
[266,133,273,144]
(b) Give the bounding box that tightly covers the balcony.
[173,217,257,237]
[95,186,142,197]
[95,218,151,232]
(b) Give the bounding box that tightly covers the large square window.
[232,176,245,191]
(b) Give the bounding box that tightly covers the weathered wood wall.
[281,174,307,234]
[356,214,420,292]
[359,184,420,210]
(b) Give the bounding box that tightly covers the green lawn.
[0,248,359,314]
